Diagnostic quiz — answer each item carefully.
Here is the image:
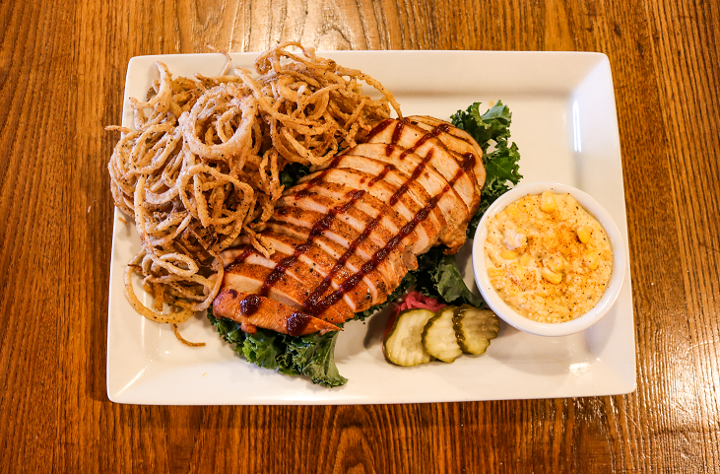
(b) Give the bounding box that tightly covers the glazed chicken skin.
[212,116,486,336]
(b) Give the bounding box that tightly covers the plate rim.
[106,49,635,405]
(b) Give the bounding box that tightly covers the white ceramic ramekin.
[472,182,627,337]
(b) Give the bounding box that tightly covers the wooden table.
[1,1,718,472]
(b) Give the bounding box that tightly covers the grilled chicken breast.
[213,117,486,336]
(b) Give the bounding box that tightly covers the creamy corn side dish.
[484,191,613,323]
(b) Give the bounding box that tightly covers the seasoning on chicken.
[212,117,486,335]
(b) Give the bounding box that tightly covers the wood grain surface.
[1,0,719,472]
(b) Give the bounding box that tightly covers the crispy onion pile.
[107,42,401,332]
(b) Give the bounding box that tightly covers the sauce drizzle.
[398,122,448,160]
[240,294,261,316]
[287,311,313,336]
[365,118,394,140]
[389,148,434,206]
[224,248,254,272]
[367,163,395,187]
[300,123,449,315]
[258,189,366,297]
[305,164,468,316]
[234,118,476,323]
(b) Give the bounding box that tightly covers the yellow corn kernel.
[540,191,556,212]
[509,262,522,274]
[577,226,591,244]
[501,250,518,260]
[584,251,600,270]
[520,253,534,267]
[541,268,563,284]
[488,267,504,278]
[547,255,565,272]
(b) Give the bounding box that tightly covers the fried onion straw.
[107,42,401,345]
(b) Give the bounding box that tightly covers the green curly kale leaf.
[208,311,347,387]
[451,101,522,237]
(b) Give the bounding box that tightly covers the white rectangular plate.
[107,51,635,404]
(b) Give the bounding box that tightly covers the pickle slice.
[383,309,435,367]
[421,306,462,363]
[452,305,500,355]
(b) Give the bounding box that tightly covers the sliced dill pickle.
[421,306,462,363]
[452,305,500,355]
[382,309,435,367]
